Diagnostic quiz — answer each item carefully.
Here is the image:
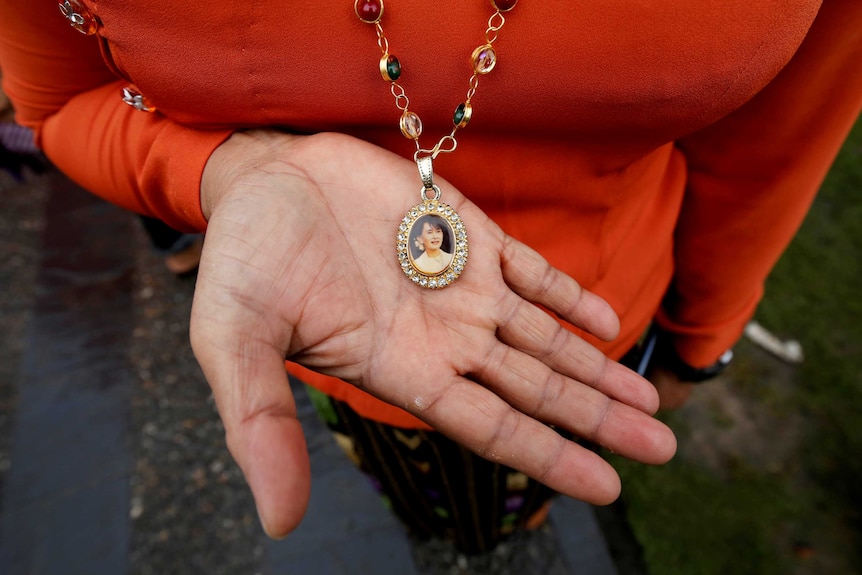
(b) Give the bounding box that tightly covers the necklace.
[354,0,517,289]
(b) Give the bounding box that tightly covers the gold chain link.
[390,83,410,111]
[485,11,506,43]
[370,6,509,160]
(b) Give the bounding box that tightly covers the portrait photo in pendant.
[409,213,455,275]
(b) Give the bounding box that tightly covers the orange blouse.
[2,0,860,428]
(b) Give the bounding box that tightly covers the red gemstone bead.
[491,0,517,11]
[355,0,383,23]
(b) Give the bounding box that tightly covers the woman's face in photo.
[419,222,444,251]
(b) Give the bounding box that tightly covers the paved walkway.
[0,166,633,574]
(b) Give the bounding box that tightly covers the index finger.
[500,236,620,341]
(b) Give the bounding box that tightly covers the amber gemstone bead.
[355,0,383,23]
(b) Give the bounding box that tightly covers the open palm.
[191,130,676,537]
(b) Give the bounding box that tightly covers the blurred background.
[1,102,859,574]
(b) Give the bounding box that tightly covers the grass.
[610,118,862,575]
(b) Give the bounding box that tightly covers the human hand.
[190,130,677,538]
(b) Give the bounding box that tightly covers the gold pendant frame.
[396,197,468,289]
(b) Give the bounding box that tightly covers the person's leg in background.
[137,215,203,276]
[2,81,202,277]
[305,386,557,555]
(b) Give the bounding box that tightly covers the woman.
[1,0,859,553]
[411,214,453,274]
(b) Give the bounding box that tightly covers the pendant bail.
[417,155,435,191]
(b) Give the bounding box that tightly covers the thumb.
[190,315,311,538]
[226,387,311,538]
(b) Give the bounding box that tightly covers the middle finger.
[495,294,660,414]
[470,340,675,465]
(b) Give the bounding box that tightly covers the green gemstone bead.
[453,102,472,128]
[454,103,466,125]
[380,54,402,81]
[386,55,401,81]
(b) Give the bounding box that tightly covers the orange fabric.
[2,0,861,429]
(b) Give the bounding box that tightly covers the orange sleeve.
[0,0,231,232]
[657,0,862,367]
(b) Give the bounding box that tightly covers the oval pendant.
[397,199,468,289]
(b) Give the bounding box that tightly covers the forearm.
[0,0,231,231]
[39,84,231,231]
[661,0,862,367]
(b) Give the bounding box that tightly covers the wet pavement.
[0,165,635,574]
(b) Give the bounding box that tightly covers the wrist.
[200,130,303,220]
[651,327,734,383]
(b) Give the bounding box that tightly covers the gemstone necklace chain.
[354,0,516,162]
[353,0,518,289]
